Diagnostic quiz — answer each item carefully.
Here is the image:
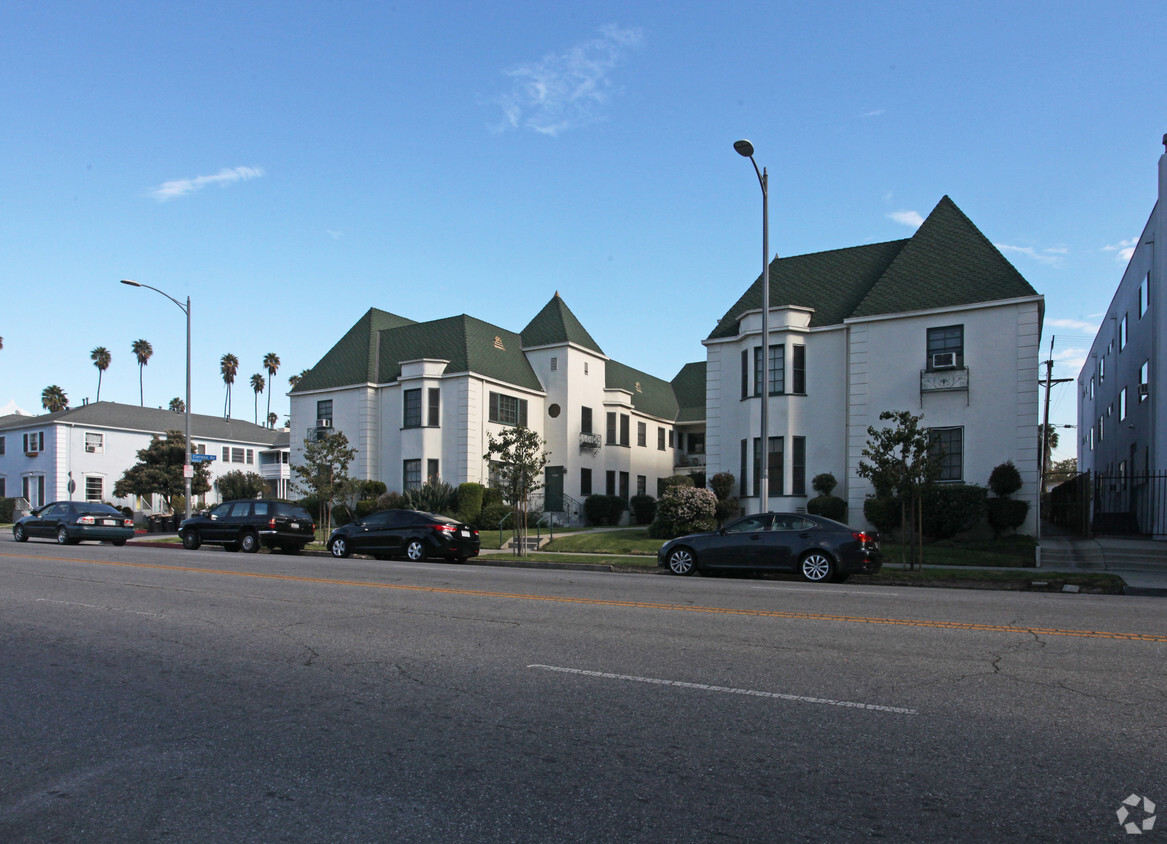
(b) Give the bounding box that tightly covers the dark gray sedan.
[13,501,135,546]
[657,512,882,583]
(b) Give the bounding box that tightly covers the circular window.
[548,404,561,418]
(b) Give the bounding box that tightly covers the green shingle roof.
[605,359,679,420]
[707,196,1039,340]
[671,362,707,423]
[292,308,417,392]
[521,293,605,354]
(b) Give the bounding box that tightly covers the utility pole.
[1038,336,1075,542]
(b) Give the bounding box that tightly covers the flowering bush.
[648,486,717,539]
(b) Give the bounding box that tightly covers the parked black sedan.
[179,499,316,554]
[657,512,882,583]
[328,509,480,562]
[13,501,135,546]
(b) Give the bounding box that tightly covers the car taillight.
[269,518,278,530]
[123,518,134,527]
[433,523,455,534]
[77,516,96,525]
[852,531,874,545]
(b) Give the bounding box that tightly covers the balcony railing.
[579,432,602,454]
[676,453,706,468]
[920,366,969,395]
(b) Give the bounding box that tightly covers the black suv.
[179,500,316,554]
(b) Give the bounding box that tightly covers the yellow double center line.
[13,553,1167,642]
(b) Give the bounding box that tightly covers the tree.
[288,369,309,390]
[91,346,111,401]
[292,430,356,537]
[41,385,68,412]
[220,353,239,419]
[263,352,280,428]
[483,426,549,556]
[267,411,278,429]
[169,397,185,413]
[857,410,940,569]
[1047,457,1078,488]
[132,339,153,406]
[216,470,267,501]
[113,430,212,513]
[250,373,265,424]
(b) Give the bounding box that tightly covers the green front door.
[545,466,565,512]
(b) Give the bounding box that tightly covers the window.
[427,459,440,483]
[85,432,103,454]
[637,421,647,447]
[222,446,230,462]
[753,346,763,397]
[85,476,103,501]
[428,388,441,427]
[0,436,4,455]
[740,440,748,497]
[1139,273,1149,319]
[669,429,675,448]
[752,438,761,498]
[769,344,785,395]
[791,436,806,496]
[792,345,806,394]
[687,432,704,455]
[657,427,666,450]
[619,472,629,502]
[606,470,616,496]
[0,478,5,497]
[489,392,527,427]
[928,428,963,481]
[927,325,964,369]
[550,356,557,372]
[316,400,333,425]
[770,437,784,496]
[636,475,646,497]
[1140,361,1150,402]
[581,406,593,434]
[1119,314,1128,351]
[246,449,254,465]
[606,412,617,444]
[620,414,630,447]
[580,468,592,497]
[741,349,749,399]
[403,389,422,428]
[23,432,44,453]
[403,459,421,491]
[231,448,245,464]
[1089,376,1094,399]
[1099,356,1105,381]
[1120,387,1127,421]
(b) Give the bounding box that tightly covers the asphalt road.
[1,535,1164,843]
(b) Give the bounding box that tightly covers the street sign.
[190,454,216,463]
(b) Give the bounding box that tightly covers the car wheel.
[240,531,260,553]
[799,551,836,583]
[13,525,27,542]
[57,526,73,545]
[330,537,350,558]
[111,539,126,547]
[405,539,426,562]
[667,547,697,576]
[181,529,202,551]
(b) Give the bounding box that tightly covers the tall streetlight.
[121,279,193,522]
[734,139,770,511]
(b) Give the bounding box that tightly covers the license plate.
[290,522,299,529]
[101,519,116,526]
[460,529,470,537]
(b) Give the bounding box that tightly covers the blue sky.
[3,1,1164,461]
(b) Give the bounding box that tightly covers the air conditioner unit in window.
[85,445,96,453]
[1138,383,1150,398]
[931,352,957,369]
[316,418,332,428]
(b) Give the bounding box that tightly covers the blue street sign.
[190,454,216,463]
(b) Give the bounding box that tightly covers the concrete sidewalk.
[1039,535,1167,596]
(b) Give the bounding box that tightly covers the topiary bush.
[811,473,838,496]
[648,487,717,539]
[456,482,485,523]
[921,483,987,539]
[709,472,736,501]
[807,495,846,521]
[988,461,1023,498]
[629,494,656,525]
[987,497,1030,536]
[583,494,626,526]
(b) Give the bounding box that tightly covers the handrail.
[497,510,514,549]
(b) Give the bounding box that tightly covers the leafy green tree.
[857,410,940,569]
[216,470,267,501]
[220,353,239,419]
[132,339,152,405]
[292,430,356,536]
[483,426,549,556]
[41,384,68,412]
[263,352,280,428]
[250,373,265,424]
[169,397,185,413]
[113,430,211,513]
[91,346,111,401]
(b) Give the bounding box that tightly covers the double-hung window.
[791,345,806,394]
[427,388,440,427]
[403,459,421,491]
[927,325,964,370]
[489,392,527,427]
[927,427,964,481]
[403,389,422,428]
[769,344,785,395]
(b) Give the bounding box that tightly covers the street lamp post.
[121,279,193,522]
[734,139,770,511]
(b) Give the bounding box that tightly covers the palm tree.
[288,369,309,390]
[41,385,68,412]
[220,353,239,419]
[91,346,111,402]
[132,339,153,405]
[263,352,280,429]
[267,411,278,429]
[250,373,265,424]
[169,397,185,413]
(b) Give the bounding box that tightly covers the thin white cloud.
[1047,318,1100,334]
[863,109,885,118]
[489,25,643,136]
[326,230,344,240]
[888,210,923,228]
[148,166,265,201]
[1102,237,1137,263]
[994,243,1067,266]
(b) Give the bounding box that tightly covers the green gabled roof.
[521,293,605,354]
[707,196,1038,340]
[671,362,707,423]
[292,308,417,392]
[851,195,1038,317]
[376,314,542,391]
[605,359,678,421]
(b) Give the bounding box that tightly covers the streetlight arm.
[120,279,188,315]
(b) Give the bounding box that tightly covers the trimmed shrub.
[807,495,847,521]
[987,498,1030,536]
[629,494,657,525]
[709,472,736,501]
[584,494,626,526]
[988,461,1023,498]
[216,470,267,501]
[0,498,15,523]
[921,483,987,539]
[863,496,901,534]
[811,473,838,496]
[649,487,717,539]
[478,502,513,530]
[456,482,485,523]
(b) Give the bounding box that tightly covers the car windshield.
[74,502,121,515]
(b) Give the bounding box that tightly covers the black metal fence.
[1092,470,1167,539]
